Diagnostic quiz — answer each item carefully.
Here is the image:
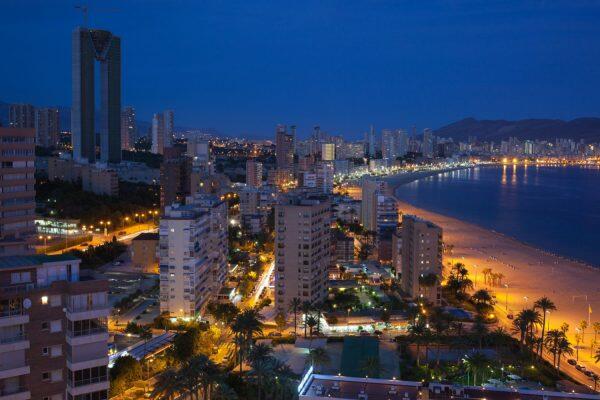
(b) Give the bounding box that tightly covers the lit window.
[41,296,48,305]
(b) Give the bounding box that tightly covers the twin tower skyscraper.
[71,27,122,164]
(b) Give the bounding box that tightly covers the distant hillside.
[435,117,600,143]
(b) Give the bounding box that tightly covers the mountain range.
[434,117,600,143]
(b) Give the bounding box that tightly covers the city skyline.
[2,1,600,139]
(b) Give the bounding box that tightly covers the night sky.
[2,0,600,139]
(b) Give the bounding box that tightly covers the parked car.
[567,359,577,366]
[268,331,282,337]
[575,364,586,372]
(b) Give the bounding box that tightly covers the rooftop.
[132,232,159,241]
[0,254,79,270]
[299,373,600,400]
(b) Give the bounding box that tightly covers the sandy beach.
[392,195,600,374]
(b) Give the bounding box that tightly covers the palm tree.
[408,321,429,366]
[472,316,488,349]
[545,329,565,369]
[513,308,542,351]
[188,355,222,400]
[556,336,574,373]
[481,268,492,286]
[313,302,324,333]
[151,368,182,400]
[247,343,274,400]
[306,315,318,337]
[308,347,330,373]
[430,308,450,366]
[596,347,600,363]
[300,301,312,338]
[289,297,301,336]
[471,289,495,316]
[534,297,557,357]
[231,308,264,373]
[463,352,489,386]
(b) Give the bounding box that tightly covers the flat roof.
[0,254,79,270]
[300,375,600,400]
[132,232,159,241]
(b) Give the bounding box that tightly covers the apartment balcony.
[0,333,29,353]
[67,377,109,397]
[0,387,30,400]
[0,310,28,328]
[0,366,29,381]
[66,328,109,346]
[65,303,110,321]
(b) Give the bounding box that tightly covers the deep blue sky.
[2,0,600,139]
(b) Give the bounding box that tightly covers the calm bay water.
[395,165,600,267]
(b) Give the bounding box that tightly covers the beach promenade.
[392,193,600,386]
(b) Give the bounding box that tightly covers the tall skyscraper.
[274,194,331,311]
[0,127,36,255]
[422,128,434,157]
[72,27,121,164]
[9,104,36,129]
[396,129,409,157]
[0,254,110,400]
[275,124,294,169]
[187,136,213,175]
[246,159,263,188]
[367,125,376,157]
[381,129,396,161]
[120,106,136,150]
[400,215,443,305]
[35,108,60,148]
[151,110,174,154]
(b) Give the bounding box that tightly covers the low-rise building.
[130,233,159,273]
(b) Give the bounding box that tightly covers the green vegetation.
[36,179,159,224]
[68,239,126,269]
[110,355,142,396]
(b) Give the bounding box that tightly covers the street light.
[39,235,52,254]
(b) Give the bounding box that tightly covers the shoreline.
[387,173,600,373]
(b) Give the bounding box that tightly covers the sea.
[394,165,600,267]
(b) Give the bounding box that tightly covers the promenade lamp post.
[106,221,111,236]
[122,217,130,229]
[135,213,139,223]
[39,235,52,254]
[504,284,509,310]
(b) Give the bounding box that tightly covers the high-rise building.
[160,147,191,209]
[151,111,174,154]
[422,128,434,157]
[72,27,121,164]
[396,129,408,157]
[159,201,219,318]
[381,129,396,161]
[316,161,334,194]
[9,104,35,129]
[187,137,212,175]
[274,194,331,311]
[246,159,263,188]
[360,179,391,232]
[120,106,136,150]
[0,127,36,255]
[367,125,376,157]
[275,125,294,169]
[35,108,60,148]
[321,143,335,161]
[400,215,442,305]
[0,253,110,400]
[187,194,228,293]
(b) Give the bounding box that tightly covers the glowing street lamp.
[39,235,52,254]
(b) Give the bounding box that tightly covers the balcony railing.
[0,283,35,294]
[0,333,26,344]
[0,386,28,396]
[66,303,109,313]
[68,375,108,387]
[0,309,23,319]
[67,327,107,338]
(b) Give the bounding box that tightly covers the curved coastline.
[389,165,599,270]
[385,167,600,370]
